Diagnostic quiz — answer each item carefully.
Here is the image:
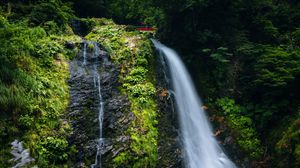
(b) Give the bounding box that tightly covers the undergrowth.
[215,97,264,159]
[0,13,81,167]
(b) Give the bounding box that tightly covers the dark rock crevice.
[70,19,95,37]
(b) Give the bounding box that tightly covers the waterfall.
[90,42,104,168]
[77,41,104,168]
[69,40,120,167]
[152,39,237,168]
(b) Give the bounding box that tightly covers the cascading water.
[83,42,87,65]
[90,42,104,168]
[72,41,105,168]
[69,40,122,167]
[152,39,237,168]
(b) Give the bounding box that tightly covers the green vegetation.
[86,19,158,167]
[30,0,74,27]
[275,110,300,168]
[216,98,263,159]
[1,0,300,167]
[0,1,81,166]
[70,0,163,25]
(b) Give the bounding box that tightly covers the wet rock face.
[155,54,183,168]
[68,42,131,167]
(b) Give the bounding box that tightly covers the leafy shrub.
[0,15,8,28]
[34,38,63,58]
[37,137,69,162]
[216,97,264,159]
[42,21,61,34]
[276,111,300,168]
[127,83,156,98]
[124,67,148,84]
[254,46,300,88]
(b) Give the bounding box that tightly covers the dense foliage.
[0,1,81,167]
[216,98,263,159]
[69,0,163,25]
[1,0,300,167]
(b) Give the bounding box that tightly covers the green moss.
[87,42,94,51]
[86,18,158,167]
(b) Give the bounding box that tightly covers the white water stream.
[83,42,87,66]
[152,39,237,168]
[87,42,104,168]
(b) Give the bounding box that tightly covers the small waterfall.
[69,40,122,167]
[152,39,237,168]
[91,42,104,168]
[83,42,87,65]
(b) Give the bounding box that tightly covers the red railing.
[136,23,155,31]
[136,27,155,31]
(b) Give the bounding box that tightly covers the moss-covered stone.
[86,18,158,167]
